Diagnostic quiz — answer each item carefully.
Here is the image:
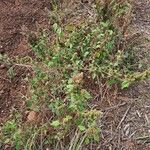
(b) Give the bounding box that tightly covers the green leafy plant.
[1,0,149,149]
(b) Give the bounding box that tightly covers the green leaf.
[101,22,109,28]
[57,27,62,35]
[63,115,72,122]
[108,79,117,86]
[85,138,90,144]
[121,80,130,89]
[53,23,58,32]
[51,120,60,128]
[48,61,54,67]
[65,24,76,32]
[66,84,74,92]
[78,125,86,131]
[15,142,21,150]
[26,100,33,108]
[93,134,100,142]
[7,67,15,79]
[44,140,49,145]
[81,89,92,99]
[84,51,89,57]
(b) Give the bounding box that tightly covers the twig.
[129,131,137,138]
[14,63,33,68]
[136,136,150,140]
[145,114,150,124]
[102,102,127,111]
[117,128,121,149]
[116,105,131,130]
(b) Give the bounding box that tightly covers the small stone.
[0,90,4,96]
[0,64,6,69]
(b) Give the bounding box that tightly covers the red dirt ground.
[0,0,51,122]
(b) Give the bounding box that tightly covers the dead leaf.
[72,72,83,84]
[27,111,36,122]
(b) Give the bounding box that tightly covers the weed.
[0,0,149,149]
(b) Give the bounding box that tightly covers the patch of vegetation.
[0,0,149,149]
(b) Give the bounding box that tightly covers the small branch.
[14,63,33,68]
[116,105,131,130]
[136,136,150,140]
[102,102,127,111]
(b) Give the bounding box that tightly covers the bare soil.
[0,0,149,150]
[0,0,51,122]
